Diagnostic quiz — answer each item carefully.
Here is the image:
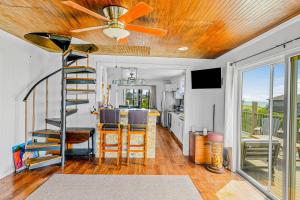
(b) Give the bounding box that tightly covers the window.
[123,89,150,109]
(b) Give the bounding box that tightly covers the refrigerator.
[161,91,175,127]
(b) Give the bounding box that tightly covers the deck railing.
[241,110,300,141]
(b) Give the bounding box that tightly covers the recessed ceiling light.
[178,46,188,51]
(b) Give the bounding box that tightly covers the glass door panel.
[240,65,271,188]
[123,89,150,109]
[294,58,300,200]
[271,63,285,199]
[141,89,150,109]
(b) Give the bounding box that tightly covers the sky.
[242,63,285,105]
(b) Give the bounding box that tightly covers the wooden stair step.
[25,155,61,170]
[66,77,96,84]
[64,66,96,74]
[32,129,61,139]
[66,99,89,106]
[45,118,61,127]
[32,127,95,142]
[64,50,87,65]
[66,108,77,116]
[26,142,60,151]
[66,88,96,95]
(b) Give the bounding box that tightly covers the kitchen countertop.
[92,109,160,117]
[120,109,160,117]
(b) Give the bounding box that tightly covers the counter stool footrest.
[128,144,145,147]
[103,144,119,147]
[129,150,145,153]
[101,149,120,153]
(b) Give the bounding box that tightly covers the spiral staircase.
[23,33,98,170]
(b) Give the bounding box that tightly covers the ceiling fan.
[62,1,168,43]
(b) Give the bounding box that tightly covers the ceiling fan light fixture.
[178,46,189,51]
[103,27,130,39]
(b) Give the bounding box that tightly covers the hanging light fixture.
[112,67,145,85]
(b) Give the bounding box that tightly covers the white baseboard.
[0,168,14,180]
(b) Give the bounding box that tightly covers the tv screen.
[191,68,222,89]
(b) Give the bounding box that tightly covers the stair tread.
[64,66,95,70]
[66,99,89,105]
[65,77,95,81]
[66,108,78,112]
[45,118,61,127]
[65,66,95,69]
[66,77,96,84]
[32,129,60,135]
[46,118,61,122]
[66,99,89,102]
[32,127,94,133]
[66,88,96,94]
[64,66,96,74]
[26,142,60,149]
[64,51,87,63]
[26,155,61,166]
[66,108,78,116]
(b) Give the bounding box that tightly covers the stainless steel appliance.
[161,91,175,127]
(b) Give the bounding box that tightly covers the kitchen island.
[96,109,160,158]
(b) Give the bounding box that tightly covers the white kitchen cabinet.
[174,90,184,99]
[165,84,173,92]
[170,113,184,143]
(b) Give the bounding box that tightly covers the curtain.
[224,62,239,172]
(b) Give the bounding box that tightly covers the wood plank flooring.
[0,126,245,200]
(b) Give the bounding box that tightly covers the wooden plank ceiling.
[1,0,300,58]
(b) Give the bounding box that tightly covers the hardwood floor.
[0,126,242,200]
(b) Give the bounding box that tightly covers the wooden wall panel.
[0,0,300,58]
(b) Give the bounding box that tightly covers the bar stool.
[99,109,122,166]
[127,110,148,166]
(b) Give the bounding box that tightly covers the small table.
[189,132,211,164]
[246,134,300,159]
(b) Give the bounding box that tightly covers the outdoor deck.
[240,109,300,199]
[242,148,300,199]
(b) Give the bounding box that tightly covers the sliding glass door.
[288,56,300,200]
[239,63,285,199]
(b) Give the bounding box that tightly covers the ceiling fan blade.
[71,25,108,33]
[62,1,110,22]
[118,2,153,24]
[117,37,128,44]
[126,24,167,37]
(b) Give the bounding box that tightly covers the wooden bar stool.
[99,109,122,166]
[127,110,148,166]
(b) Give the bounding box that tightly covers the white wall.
[0,30,60,179]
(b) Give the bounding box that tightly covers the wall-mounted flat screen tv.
[191,68,222,89]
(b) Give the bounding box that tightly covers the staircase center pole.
[86,52,89,100]
[25,100,28,146]
[61,52,67,167]
[32,89,36,132]
[45,79,49,130]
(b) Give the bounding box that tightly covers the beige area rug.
[27,174,201,200]
[216,180,267,200]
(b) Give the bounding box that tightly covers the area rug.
[216,180,266,200]
[26,174,201,200]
